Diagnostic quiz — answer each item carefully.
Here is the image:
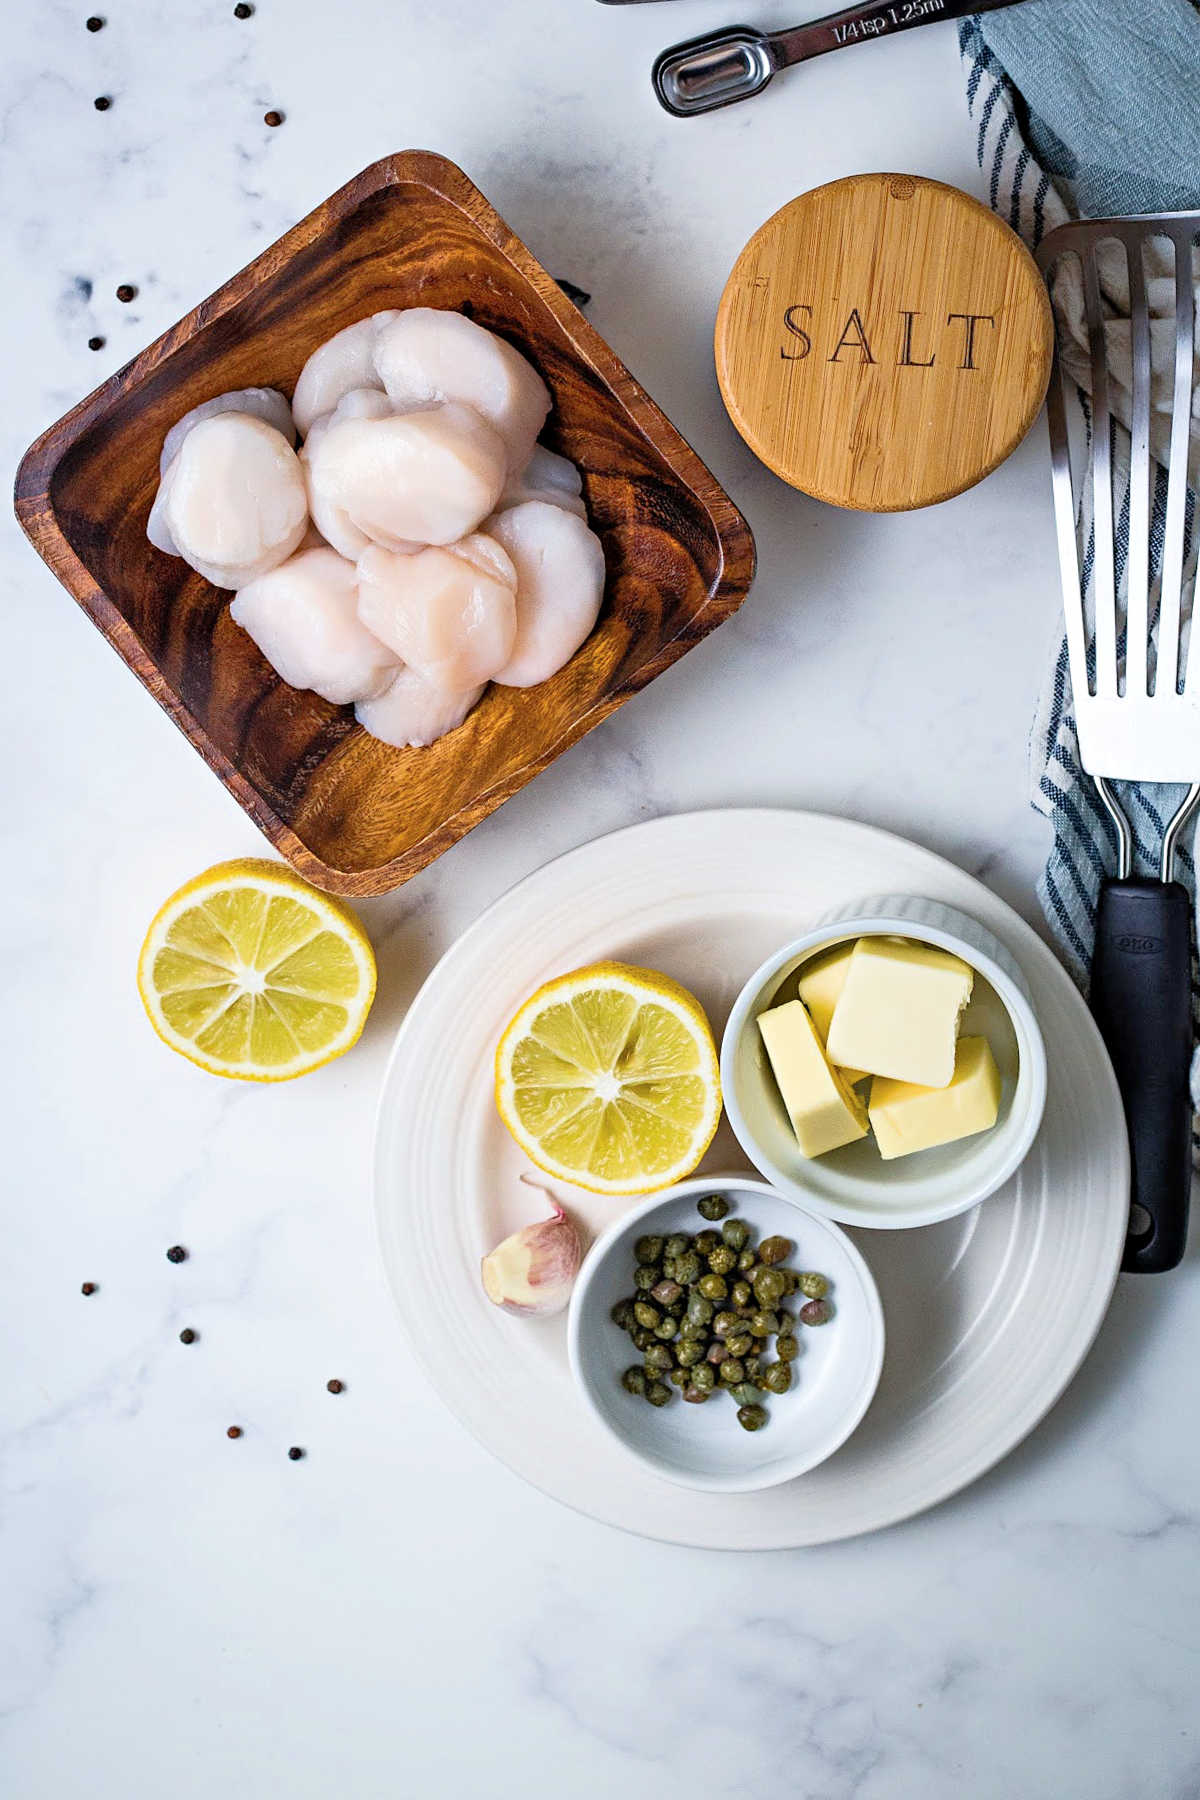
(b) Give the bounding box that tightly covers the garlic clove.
[481,1179,582,1316]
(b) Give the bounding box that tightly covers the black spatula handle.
[1090,878,1193,1272]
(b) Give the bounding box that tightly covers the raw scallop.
[488,501,606,688]
[152,413,308,589]
[160,387,294,475]
[230,546,399,706]
[318,402,507,549]
[374,309,550,474]
[356,533,517,690]
[291,310,400,435]
[300,388,415,561]
[498,445,587,520]
[355,665,484,749]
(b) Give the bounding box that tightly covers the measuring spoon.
[653,0,1027,117]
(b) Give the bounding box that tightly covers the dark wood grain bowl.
[14,151,756,896]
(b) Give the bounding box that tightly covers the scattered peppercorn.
[87,335,105,351]
[287,1445,305,1461]
[179,1328,197,1344]
[94,95,111,111]
[165,1244,188,1263]
[233,2,253,14]
[81,1281,97,1296]
[226,1425,243,1439]
[263,110,283,127]
[326,1379,344,1394]
[86,15,105,29]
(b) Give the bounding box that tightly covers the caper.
[778,1269,800,1296]
[643,1343,673,1373]
[686,1293,713,1327]
[706,1341,728,1365]
[728,1382,760,1407]
[707,1245,737,1276]
[737,1248,756,1273]
[721,1219,750,1251]
[800,1298,832,1326]
[776,1333,800,1360]
[631,1327,655,1351]
[737,1403,768,1432]
[762,1360,792,1394]
[668,1367,688,1389]
[758,1235,793,1266]
[798,1272,829,1300]
[633,1301,660,1329]
[697,1194,729,1221]
[690,1362,716,1392]
[694,1230,722,1256]
[633,1265,658,1291]
[654,1317,677,1341]
[635,1235,664,1265]
[744,1354,764,1382]
[674,1251,702,1285]
[645,1380,672,1407]
[665,1232,690,1259]
[651,1278,683,1305]
[611,1298,635,1329]
[682,1385,709,1404]
[678,1317,705,1341]
[712,1310,739,1339]
[725,1333,753,1358]
[752,1267,786,1308]
[749,1310,780,1338]
[731,1280,752,1309]
[621,1366,647,1395]
[676,1338,704,1367]
[718,1358,746,1386]
[697,1273,727,1301]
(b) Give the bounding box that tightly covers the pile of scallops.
[146,308,606,748]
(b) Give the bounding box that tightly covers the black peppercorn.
[179,1327,197,1344]
[166,1244,187,1263]
[263,110,283,127]
[326,1379,344,1394]
[287,1445,305,1461]
[116,283,137,303]
[86,15,105,29]
[233,2,253,15]
[93,95,111,111]
[226,1425,242,1439]
[87,335,105,350]
[81,1281,97,1296]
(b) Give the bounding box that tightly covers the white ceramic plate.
[374,809,1129,1549]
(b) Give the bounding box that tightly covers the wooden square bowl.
[15,151,755,896]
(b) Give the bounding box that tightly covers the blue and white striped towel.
[959,1,1200,1122]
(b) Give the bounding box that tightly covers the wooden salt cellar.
[715,172,1054,512]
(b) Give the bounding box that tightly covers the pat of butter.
[826,936,973,1089]
[794,943,869,1085]
[757,999,868,1158]
[868,1036,1001,1159]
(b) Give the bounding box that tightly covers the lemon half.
[138,859,376,1081]
[495,962,721,1195]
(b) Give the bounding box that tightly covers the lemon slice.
[137,859,376,1081]
[495,961,721,1195]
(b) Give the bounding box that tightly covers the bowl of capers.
[567,1175,884,1492]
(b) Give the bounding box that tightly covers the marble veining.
[2,3,1198,1797]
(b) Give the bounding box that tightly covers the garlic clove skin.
[481,1186,582,1316]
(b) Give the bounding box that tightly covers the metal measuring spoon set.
[598,0,1030,117]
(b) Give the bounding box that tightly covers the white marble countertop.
[3,3,1198,1796]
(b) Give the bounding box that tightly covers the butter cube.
[757,999,869,1158]
[794,943,869,1085]
[868,1037,1001,1159]
[826,936,973,1088]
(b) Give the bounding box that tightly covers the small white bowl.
[567,1176,884,1493]
[721,896,1048,1231]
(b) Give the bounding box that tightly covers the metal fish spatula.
[1036,214,1200,1273]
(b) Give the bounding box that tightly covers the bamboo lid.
[715,173,1054,512]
